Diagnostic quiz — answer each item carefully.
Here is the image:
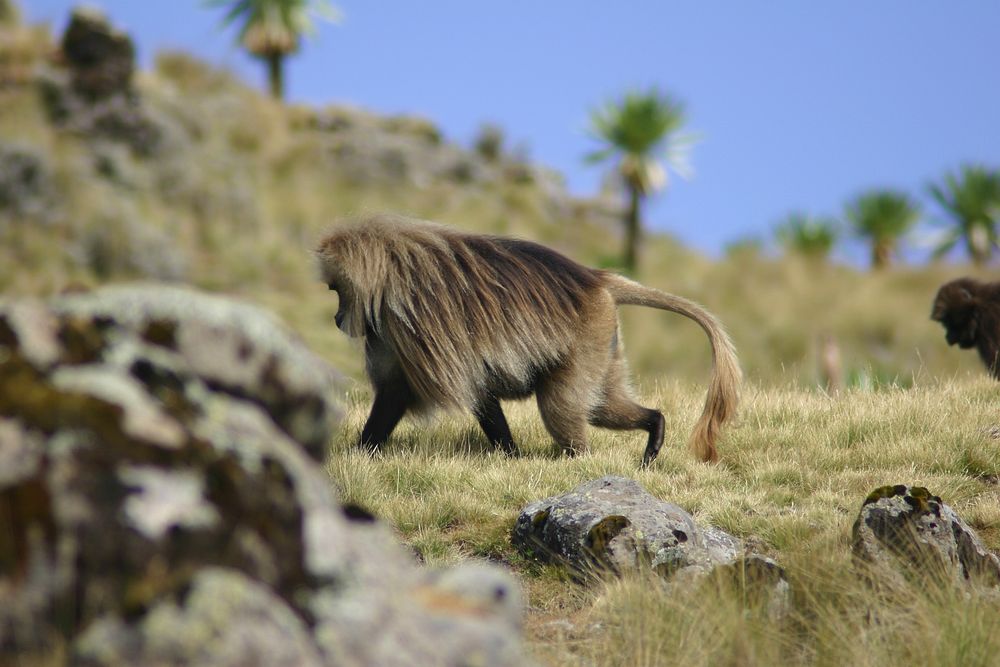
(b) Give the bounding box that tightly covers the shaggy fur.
[932,277,1000,379]
[316,213,742,464]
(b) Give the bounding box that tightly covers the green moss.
[584,515,631,564]
[863,484,908,506]
[122,561,198,620]
[57,315,107,364]
[903,486,941,513]
[141,318,178,350]
[531,508,550,529]
[0,316,17,349]
[0,477,53,576]
[0,356,165,463]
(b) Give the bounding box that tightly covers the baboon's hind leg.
[474,395,519,456]
[589,358,665,467]
[536,384,589,457]
[537,291,617,457]
[536,360,606,457]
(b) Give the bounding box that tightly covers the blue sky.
[27,1,1000,261]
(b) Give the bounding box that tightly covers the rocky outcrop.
[286,104,624,231]
[512,476,784,590]
[38,8,174,157]
[49,285,339,460]
[60,6,134,100]
[0,285,531,666]
[852,484,1000,588]
[292,104,538,190]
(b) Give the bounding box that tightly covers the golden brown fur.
[315,213,741,464]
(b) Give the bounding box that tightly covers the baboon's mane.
[316,214,603,408]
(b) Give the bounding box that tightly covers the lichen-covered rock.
[75,569,326,667]
[50,284,335,459]
[0,285,531,666]
[512,476,780,584]
[852,484,1000,588]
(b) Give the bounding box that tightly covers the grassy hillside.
[0,12,990,391]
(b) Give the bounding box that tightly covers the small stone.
[512,476,783,589]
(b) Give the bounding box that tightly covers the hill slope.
[0,7,989,389]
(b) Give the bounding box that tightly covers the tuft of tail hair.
[604,273,742,463]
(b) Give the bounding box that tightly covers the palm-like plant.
[774,212,839,261]
[845,190,920,270]
[205,0,338,99]
[586,89,693,272]
[928,165,1000,266]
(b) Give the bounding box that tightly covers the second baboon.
[931,277,1000,379]
[315,214,742,465]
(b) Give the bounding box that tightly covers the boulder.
[852,484,1000,588]
[512,476,782,584]
[61,6,134,99]
[49,284,337,460]
[0,285,531,666]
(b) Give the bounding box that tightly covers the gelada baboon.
[315,214,741,465]
[931,277,1000,379]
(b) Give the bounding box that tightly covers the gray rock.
[50,284,339,460]
[0,285,532,666]
[0,142,55,221]
[38,64,171,158]
[512,476,777,583]
[852,484,1000,588]
[75,569,326,667]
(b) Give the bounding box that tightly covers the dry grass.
[328,377,1000,666]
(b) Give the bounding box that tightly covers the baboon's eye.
[327,283,337,292]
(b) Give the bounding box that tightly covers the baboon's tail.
[603,273,742,463]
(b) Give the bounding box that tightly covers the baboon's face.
[326,278,360,337]
[932,286,978,349]
[941,308,978,348]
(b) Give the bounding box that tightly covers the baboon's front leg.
[474,395,519,456]
[360,386,412,454]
